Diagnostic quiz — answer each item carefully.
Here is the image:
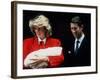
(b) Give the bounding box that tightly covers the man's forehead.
[70,23,79,27]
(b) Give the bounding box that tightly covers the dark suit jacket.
[64,36,91,67]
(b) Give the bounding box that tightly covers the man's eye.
[71,27,77,30]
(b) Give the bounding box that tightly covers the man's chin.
[73,35,77,38]
[73,35,78,39]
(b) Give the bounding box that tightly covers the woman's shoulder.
[23,36,36,43]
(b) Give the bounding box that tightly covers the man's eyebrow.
[71,27,77,29]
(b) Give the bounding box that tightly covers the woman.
[23,15,64,69]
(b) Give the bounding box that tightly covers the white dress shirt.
[74,33,85,52]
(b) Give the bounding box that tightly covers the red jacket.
[23,36,64,68]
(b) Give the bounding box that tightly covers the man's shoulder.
[82,36,90,45]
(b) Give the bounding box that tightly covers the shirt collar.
[37,36,46,44]
[75,33,85,43]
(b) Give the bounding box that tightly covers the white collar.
[75,33,85,43]
[37,36,46,44]
[74,33,85,49]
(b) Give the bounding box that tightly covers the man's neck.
[76,33,85,41]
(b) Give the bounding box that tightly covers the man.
[23,15,64,69]
[66,16,91,66]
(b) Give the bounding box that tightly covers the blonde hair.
[29,15,52,36]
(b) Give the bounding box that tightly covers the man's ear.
[81,24,84,30]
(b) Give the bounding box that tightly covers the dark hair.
[71,16,83,27]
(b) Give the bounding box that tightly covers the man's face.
[34,26,47,40]
[70,23,83,39]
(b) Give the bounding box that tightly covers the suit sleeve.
[48,40,64,67]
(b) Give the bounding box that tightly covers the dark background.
[23,10,91,67]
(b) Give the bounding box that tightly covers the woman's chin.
[40,37,45,40]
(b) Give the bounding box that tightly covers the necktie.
[75,40,80,55]
[39,41,45,49]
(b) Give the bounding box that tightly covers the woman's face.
[34,26,47,40]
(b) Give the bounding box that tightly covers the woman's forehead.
[33,26,46,30]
